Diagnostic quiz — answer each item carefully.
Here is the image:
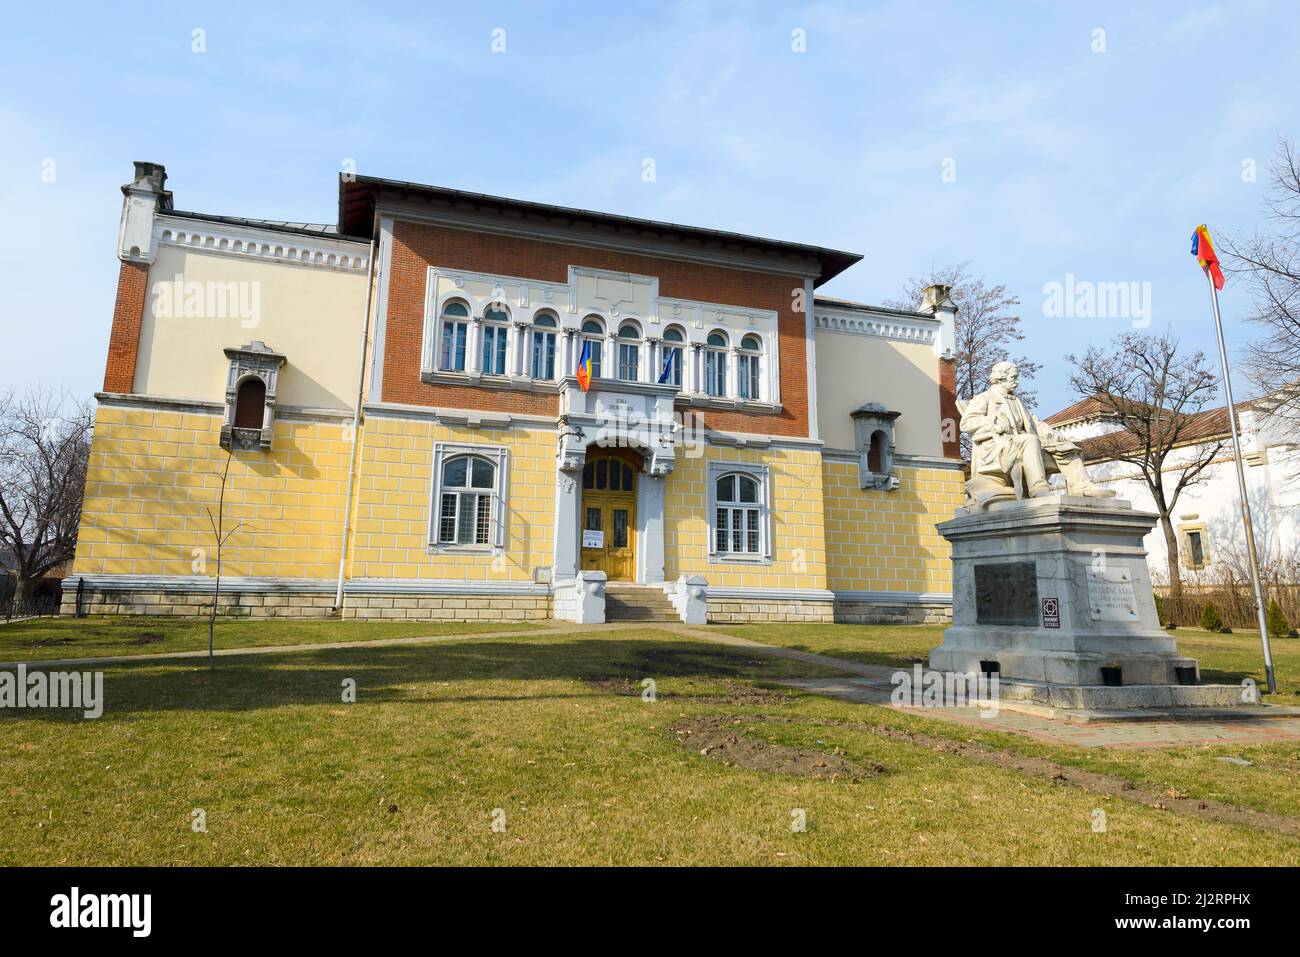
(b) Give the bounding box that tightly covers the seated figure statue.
[961,361,1116,506]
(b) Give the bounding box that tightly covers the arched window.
[660,326,684,387]
[705,331,728,397]
[531,312,557,381]
[714,471,762,555]
[233,376,265,429]
[581,318,605,380]
[437,454,496,545]
[617,322,641,381]
[481,304,510,376]
[738,334,762,400]
[867,430,885,474]
[439,300,470,372]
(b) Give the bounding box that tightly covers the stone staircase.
[603,584,680,623]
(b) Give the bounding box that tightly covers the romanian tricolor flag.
[1191,224,1226,291]
[575,339,593,392]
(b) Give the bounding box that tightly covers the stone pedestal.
[929,497,1212,704]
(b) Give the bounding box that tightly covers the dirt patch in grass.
[586,676,792,705]
[776,716,1300,837]
[20,637,76,648]
[131,633,166,646]
[671,715,884,781]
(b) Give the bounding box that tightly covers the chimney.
[921,284,957,360]
[117,160,171,263]
[921,284,952,310]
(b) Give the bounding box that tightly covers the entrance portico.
[553,376,677,587]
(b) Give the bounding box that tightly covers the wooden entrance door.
[580,450,638,581]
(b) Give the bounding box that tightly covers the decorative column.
[638,470,666,584]
[513,320,531,378]
[645,336,661,384]
[687,343,702,394]
[562,328,576,374]
[467,316,484,376]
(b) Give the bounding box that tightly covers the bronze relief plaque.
[974,561,1039,625]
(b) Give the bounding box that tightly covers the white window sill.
[708,553,773,565]
[426,543,500,555]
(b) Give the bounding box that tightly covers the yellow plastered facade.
[665,446,829,591]
[821,460,965,595]
[72,405,353,580]
[73,407,962,601]
[348,415,555,582]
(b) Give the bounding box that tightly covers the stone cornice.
[154,213,371,272]
[813,303,939,346]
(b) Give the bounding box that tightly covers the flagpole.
[1204,271,1277,695]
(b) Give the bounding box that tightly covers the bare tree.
[1221,138,1300,408]
[0,389,92,609]
[888,261,1041,405]
[205,448,251,660]
[1066,332,1224,597]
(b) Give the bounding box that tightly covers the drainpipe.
[335,218,380,609]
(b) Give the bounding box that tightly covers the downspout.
[335,218,380,609]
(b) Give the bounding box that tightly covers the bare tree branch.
[1066,332,1223,597]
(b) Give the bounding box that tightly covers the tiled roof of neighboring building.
[1076,403,1247,462]
[1043,393,1166,426]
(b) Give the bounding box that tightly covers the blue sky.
[2,1,1296,414]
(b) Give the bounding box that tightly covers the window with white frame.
[661,326,684,386]
[581,318,605,379]
[738,334,762,400]
[481,305,510,376]
[439,300,470,372]
[705,331,728,397]
[531,312,557,380]
[429,445,509,549]
[708,462,770,560]
[617,322,641,381]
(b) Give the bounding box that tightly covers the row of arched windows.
[435,298,765,399]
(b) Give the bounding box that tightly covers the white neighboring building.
[1044,394,1300,582]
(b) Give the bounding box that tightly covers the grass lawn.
[0,615,540,662]
[1,620,1298,865]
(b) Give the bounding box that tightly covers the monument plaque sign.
[974,561,1038,625]
[1086,567,1139,621]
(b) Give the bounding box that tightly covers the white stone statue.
[961,361,1115,506]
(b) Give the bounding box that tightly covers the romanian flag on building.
[1191,224,1226,290]
[575,339,593,392]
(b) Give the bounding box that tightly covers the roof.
[1077,403,1247,462]
[338,175,863,285]
[1044,393,1166,426]
[813,295,934,321]
[162,208,356,242]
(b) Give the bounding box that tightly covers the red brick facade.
[384,221,814,437]
[938,357,962,459]
[102,260,149,393]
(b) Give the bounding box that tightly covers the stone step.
[604,586,680,623]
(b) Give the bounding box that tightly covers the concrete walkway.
[4,619,1299,749]
[670,625,1300,750]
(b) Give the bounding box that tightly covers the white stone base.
[996,677,1254,711]
[930,495,1205,689]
